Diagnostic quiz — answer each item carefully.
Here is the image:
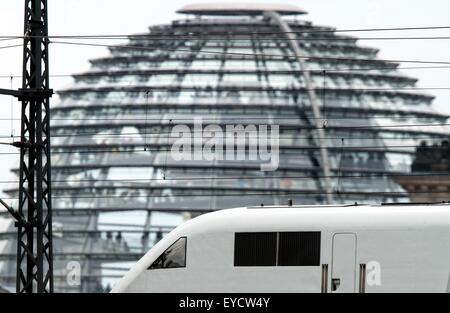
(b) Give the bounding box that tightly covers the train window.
[278,232,321,266]
[234,232,277,266]
[148,237,187,270]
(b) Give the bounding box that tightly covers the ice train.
[112,204,450,293]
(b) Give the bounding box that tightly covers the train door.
[331,233,357,293]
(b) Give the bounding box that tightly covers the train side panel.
[123,230,331,292]
[124,227,450,292]
[356,228,450,292]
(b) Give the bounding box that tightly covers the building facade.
[395,141,450,202]
[1,3,449,292]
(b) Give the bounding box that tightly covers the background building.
[395,141,450,202]
[1,3,449,292]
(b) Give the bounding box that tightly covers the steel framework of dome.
[1,3,449,292]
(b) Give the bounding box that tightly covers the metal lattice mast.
[16,0,53,293]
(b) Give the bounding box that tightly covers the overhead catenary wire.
[50,41,450,65]
[0,172,450,185]
[0,126,449,141]
[0,114,449,120]
[0,44,22,50]
[22,121,450,132]
[7,34,450,41]
[0,122,449,140]
[4,24,450,39]
[0,115,448,121]
[0,123,450,140]
[6,73,450,92]
[4,65,450,80]
[0,37,22,42]
[0,190,448,201]
[0,144,446,157]
[55,85,450,93]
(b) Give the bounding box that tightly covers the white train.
[112,204,450,293]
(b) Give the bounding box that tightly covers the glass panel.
[148,237,187,269]
[278,232,321,266]
[234,232,276,266]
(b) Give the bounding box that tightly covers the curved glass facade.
[1,6,449,292]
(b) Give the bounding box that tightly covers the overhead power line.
[0,44,22,50]
[0,190,448,201]
[0,144,445,157]
[0,172,450,185]
[7,34,450,41]
[51,41,450,65]
[0,122,449,141]
[56,86,450,92]
[0,115,448,122]
[4,24,450,39]
[0,121,448,141]
[4,65,450,80]
[0,38,22,42]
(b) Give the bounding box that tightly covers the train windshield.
[148,237,187,269]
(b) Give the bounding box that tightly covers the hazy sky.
[1,0,450,226]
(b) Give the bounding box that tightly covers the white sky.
[1,0,450,227]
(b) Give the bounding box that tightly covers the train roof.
[177,203,450,234]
